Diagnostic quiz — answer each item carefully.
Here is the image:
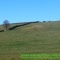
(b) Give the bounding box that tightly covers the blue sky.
[0,0,60,24]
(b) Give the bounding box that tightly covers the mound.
[22,25,44,32]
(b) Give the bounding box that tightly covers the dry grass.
[22,25,44,32]
[0,22,60,60]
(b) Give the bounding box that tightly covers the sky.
[0,0,60,24]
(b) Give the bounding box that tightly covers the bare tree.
[3,20,10,31]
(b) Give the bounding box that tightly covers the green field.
[0,21,60,60]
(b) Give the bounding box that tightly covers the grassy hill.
[0,21,60,60]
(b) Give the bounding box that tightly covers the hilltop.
[0,21,60,60]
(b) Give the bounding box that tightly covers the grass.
[0,21,60,60]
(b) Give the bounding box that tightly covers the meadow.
[0,21,60,60]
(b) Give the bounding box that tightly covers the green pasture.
[0,21,60,60]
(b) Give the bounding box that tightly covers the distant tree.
[43,21,46,22]
[36,21,40,23]
[3,20,10,31]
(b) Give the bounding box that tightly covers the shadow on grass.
[10,58,16,60]
[0,30,4,32]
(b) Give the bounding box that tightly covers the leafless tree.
[3,20,10,31]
